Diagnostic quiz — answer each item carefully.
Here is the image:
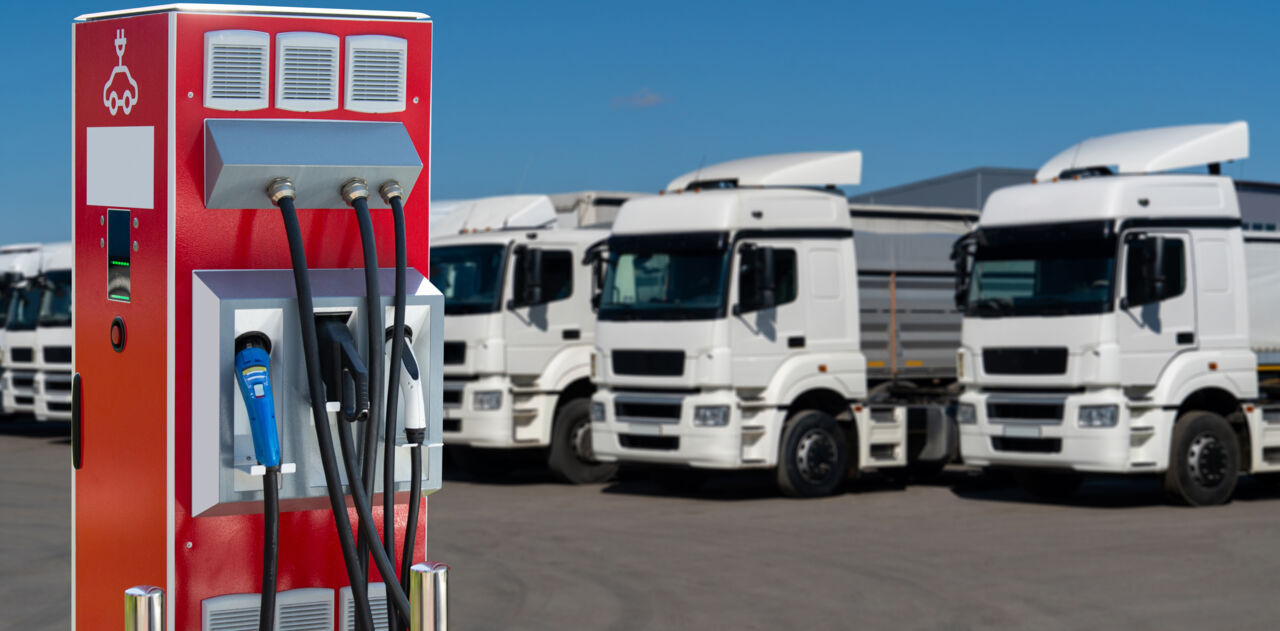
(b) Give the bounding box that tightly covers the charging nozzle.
[386,328,425,445]
[234,332,281,469]
[316,317,371,423]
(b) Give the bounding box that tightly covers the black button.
[110,317,126,353]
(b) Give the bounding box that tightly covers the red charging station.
[73,5,442,630]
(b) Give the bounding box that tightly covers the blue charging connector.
[235,332,281,469]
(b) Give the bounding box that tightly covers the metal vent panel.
[276,32,339,112]
[345,35,407,113]
[202,588,334,631]
[339,583,390,631]
[205,30,270,111]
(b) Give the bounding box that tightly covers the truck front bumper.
[3,370,37,415]
[958,389,1173,473]
[442,375,554,449]
[591,388,782,470]
[35,370,73,421]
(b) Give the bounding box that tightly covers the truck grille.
[615,401,681,423]
[442,388,462,407]
[991,437,1062,453]
[983,348,1068,375]
[8,347,33,363]
[443,341,465,365]
[619,434,679,450]
[612,350,684,377]
[986,402,1064,424]
[12,374,34,390]
[43,346,72,364]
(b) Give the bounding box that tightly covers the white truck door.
[504,247,579,379]
[1117,231,1197,384]
[730,242,805,388]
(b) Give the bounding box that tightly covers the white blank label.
[87,126,154,209]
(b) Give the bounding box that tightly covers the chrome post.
[409,562,449,631]
[124,585,164,631]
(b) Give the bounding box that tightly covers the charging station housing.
[72,5,440,630]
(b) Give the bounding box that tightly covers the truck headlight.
[590,401,606,422]
[473,390,503,411]
[693,405,730,427]
[1078,405,1119,428]
[956,403,977,425]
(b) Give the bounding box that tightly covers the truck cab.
[0,244,41,417]
[34,242,73,421]
[2,245,45,417]
[955,122,1280,505]
[432,193,642,483]
[590,152,966,496]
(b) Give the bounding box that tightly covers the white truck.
[0,244,42,417]
[1,244,45,417]
[953,122,1280,506]
[34,242,73,421]
[432,192,644,483]
[589,153,974,497]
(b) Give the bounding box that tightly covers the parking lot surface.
[5,422,1280,631]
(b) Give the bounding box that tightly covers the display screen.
[107,208,131,302]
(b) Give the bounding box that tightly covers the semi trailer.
[1,244,44,416]
[433,192,644,483]
[589,152,975,497]
[34,242,72,421]
[953,121,1280,505]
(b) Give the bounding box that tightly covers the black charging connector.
[316,315,370,423]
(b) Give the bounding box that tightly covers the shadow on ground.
[0,415,69,444]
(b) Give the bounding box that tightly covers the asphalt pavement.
[5,420,1280,631]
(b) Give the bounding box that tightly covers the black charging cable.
[268,179,375,631]
[379,182,409,631]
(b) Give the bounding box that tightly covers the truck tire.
[548,398,618,484]
[1164,411,1239,506]
[1013,470,1082,500]
[776,409,848,498]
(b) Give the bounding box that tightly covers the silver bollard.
[409,562,449,631]
[124,585,164,631]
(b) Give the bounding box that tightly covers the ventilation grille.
[203,589,334,631]
[345,35,407,113]
[277,32,339,112]
[339,583,390,631]
[205,30,270,111]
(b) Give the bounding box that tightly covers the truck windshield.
[6,284,44,331]
[599,232,730,321]
[966,231,1116,317]
[430,244,506,315]
[38,271,72,327]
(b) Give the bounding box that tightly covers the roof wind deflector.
[1036,121,1249,182]
[666,151,862,192]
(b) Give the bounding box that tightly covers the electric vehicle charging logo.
[102,29,139,116]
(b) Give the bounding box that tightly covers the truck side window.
[739,248,797,312]
[514,249,574,305]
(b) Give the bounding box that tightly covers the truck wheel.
[548,399,618,484]
[776,410,848,498]
[1164,411,1239,506]
[1013,470,1082,500]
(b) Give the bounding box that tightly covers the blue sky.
[3,0,1277,242]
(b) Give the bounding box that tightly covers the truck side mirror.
[759,246,777,310]
[951,233,976,311]
[1122,235,1166,309]
[524,248,544,306]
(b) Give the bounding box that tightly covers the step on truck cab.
[954,122,1280,505]
[432,192,644,483]
[0,244,42,417]
[589,152,973,497]
[1,245,44,416]
[34,242,73,421]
